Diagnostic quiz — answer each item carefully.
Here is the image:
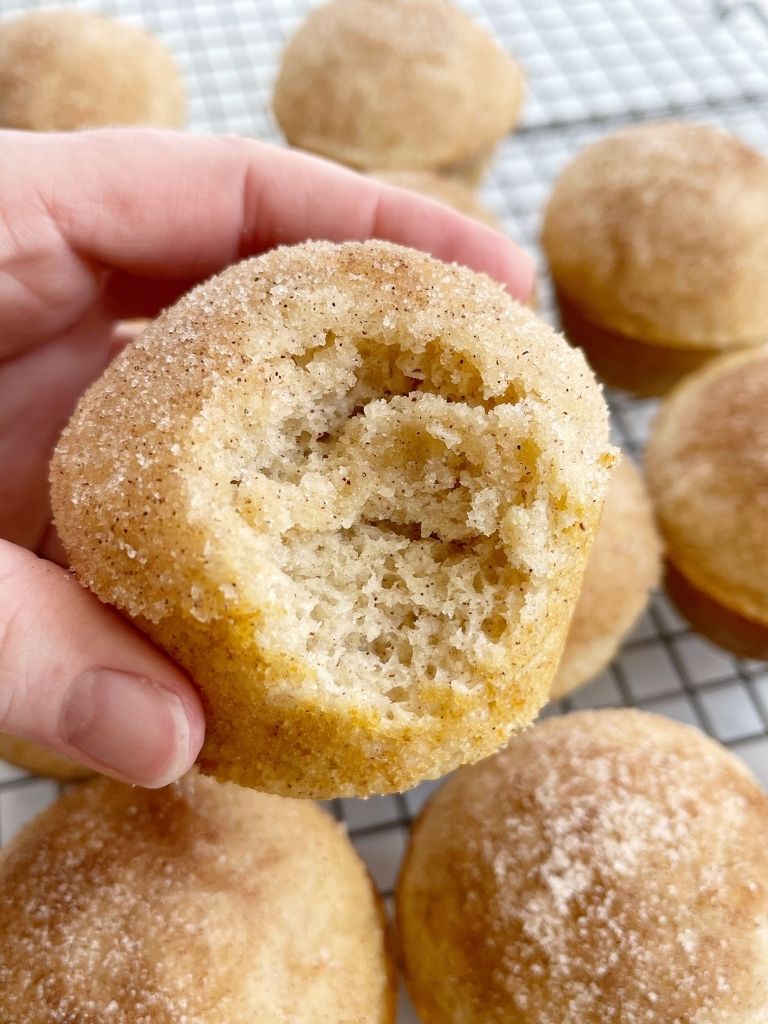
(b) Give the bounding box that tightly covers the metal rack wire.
[1,5,767,1016]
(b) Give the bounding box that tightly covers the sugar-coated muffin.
[274,0,524,185]
[542,122,768,396]
[646,345,768,658]
[51,240,613,799]
[550,456,661,701]
[397,709,768,1024]
[0,734,92,782]
[0,772,395,1023]
[0,10,186,131]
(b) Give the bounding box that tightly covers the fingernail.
[61,668,192,787]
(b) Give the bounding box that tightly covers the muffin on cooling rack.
[398,708,768,1024]
[550,456,661,702]
[0,734,92,782]
[542,121,768,396]
[0,773,395,1023]
[646,344,768,659]
[0,10,186,131]
[273,0,525,185]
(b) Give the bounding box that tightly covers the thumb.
[0,540,204,787]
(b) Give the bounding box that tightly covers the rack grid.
[1,3,767,1018]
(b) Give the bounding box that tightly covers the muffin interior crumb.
[189,331,544,713]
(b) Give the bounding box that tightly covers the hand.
[0,129,534,787]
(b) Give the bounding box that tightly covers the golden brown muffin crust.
[51,240,612,798]
[543,122,768,348]
[0,734,93,781]
[550,457,661,700]
[273,0,524,172]
[0,773,394,1023]
[397,709,768,1024]
[664,562,768,661]
[646,345,768,625]
[0,10,186,131]
[553,284,724,396]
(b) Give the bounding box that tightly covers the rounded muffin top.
[0,9,186,131]
[542,121,768,348]
[646,344,768,622]
[273,0,524,170]
[398,709,768,1024]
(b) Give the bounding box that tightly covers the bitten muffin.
[397,709,768,1024]
[51,240,613,799]
[273,0,524,185]
[645,345,768,658]
[550,456,661,701]
[0,772,395,1023]
[0,734,92,782]
[0,10,186,131]
[542,121,768,396]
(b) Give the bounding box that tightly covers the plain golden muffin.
[0,773,394,1024]
[0,734,92,782]
[0,10,185,131]
[550,456,661,701]
[397,709,768,1024]
[273,0,525,185]
[645,345,768,658]
[542,121,768,396]
[51,240,613,799]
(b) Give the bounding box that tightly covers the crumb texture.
[646,345,768,624]
[0,10,185,130]
[398,709,768,1024]
[543,121,768,347]
[51,240,612,797]
[273,0,524,170]
[550,456,661,700]
[0,773,394,1024]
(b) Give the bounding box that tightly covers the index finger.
[41,129,535,299]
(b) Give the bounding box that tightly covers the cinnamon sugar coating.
[646,345,768,647]
[0,773,395,1023]
[273,0,524,181]
[398,709,768,1024]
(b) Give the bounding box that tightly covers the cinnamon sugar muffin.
[0,772,394,1023]
[0,10,186,131]
[273,0,525,185]
[50,240,613,799]
[0,734,92,782]
[397,709,768,1024]
[646,345,768,658]
[550,456,661,701]
[542,122,768,396]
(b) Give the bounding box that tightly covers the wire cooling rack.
[1,2,768,1017]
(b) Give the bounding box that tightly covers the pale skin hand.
[0,128,534,787]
